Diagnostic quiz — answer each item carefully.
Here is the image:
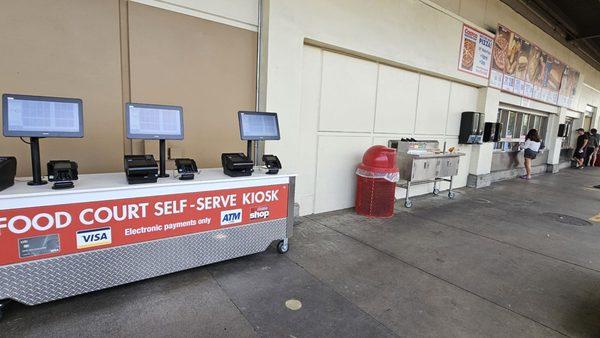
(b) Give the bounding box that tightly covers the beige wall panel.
[446,82,479,136]
[415,75,452,135]
[131,0,259,30]
[374,65,420,134]
[297,46,323,215]
[314,134,372,213]
[431,0,461,13]
[128,2,257,168]
[0,0,124,177]
[458,0,487,27]
[319,51,378,133]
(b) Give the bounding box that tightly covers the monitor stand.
[158,139,169,178]
[247,140,260,164]
[246,140,253,160]
[28,137,47,186]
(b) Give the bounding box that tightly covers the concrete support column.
[467,87,500,188]
[574,111,587,132]
[591,107,600,130]
[545,108,567,173]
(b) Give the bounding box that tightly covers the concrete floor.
[1,168,600,337]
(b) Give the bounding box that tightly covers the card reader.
[175,158,198,180]
[221,153,253,177]
[262,154,282,174]
[124,155,159,184]
[47,160,79,189]
[0,157,17,192]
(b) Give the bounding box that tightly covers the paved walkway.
[1,168,600,337]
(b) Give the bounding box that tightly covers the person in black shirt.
[573,128,588,168]
[585,128,598,166]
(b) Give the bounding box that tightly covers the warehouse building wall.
[298,46,480,213]
[127,2,257,168]
[0,0,598,215]
[130,0,259,31]
[262,0,600,215]
[0,0,259,177]
[0,0,125,176]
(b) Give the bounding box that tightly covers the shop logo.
[220,209,242,226]
[250,206,270,220]
[76,227,111,249]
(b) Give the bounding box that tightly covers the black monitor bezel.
[238,111,281,141]
[125,102,184,140]
[2,94,84,138]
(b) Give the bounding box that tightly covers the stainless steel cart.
[388,140,465,208]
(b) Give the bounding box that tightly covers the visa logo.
[76,227,112,249]
[220,209,242,226]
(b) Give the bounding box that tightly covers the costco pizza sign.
[0,184,288,266]
[458,24,494,78]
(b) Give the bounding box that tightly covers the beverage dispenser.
[459,111,485,144]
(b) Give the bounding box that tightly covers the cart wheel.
[0,300,9,321]
[433,188,440,195]
[277,240,289,254]
[448,191,456,199]
[404,200,413,208]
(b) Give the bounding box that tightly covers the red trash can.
[355,145,399,218]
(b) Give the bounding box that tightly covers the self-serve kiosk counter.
[0,169,295,307]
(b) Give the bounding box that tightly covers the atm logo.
[76,227,112,249]
[220,209,242,226]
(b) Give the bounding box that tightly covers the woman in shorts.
[520,129,543,180]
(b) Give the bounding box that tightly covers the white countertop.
[401,152,466,159]
[0,168,296,201]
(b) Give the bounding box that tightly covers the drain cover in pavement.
[542,213,592,226]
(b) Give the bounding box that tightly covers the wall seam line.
[312,48,325,214]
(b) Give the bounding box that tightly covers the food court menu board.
[489,24,580,108]
[458,24,494,78]
[558,67,581,107]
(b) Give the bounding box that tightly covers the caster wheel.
[277,240,289,254]
[433,188,440,195]
[404,200,413,208]
[0,300,9,321]
[448,191,455,199]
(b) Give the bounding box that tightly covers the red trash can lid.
[358,145,398,173]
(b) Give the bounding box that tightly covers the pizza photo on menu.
[492,26,510,72]
[461,38,475,70]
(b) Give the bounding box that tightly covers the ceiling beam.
[567,33,600,42]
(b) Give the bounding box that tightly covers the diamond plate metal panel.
[0,219,287,305]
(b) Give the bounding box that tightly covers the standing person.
[586,128,598,167]
[573,128,588,169]
[520,129,543,180]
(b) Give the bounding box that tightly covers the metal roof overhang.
[500,0,600,71]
